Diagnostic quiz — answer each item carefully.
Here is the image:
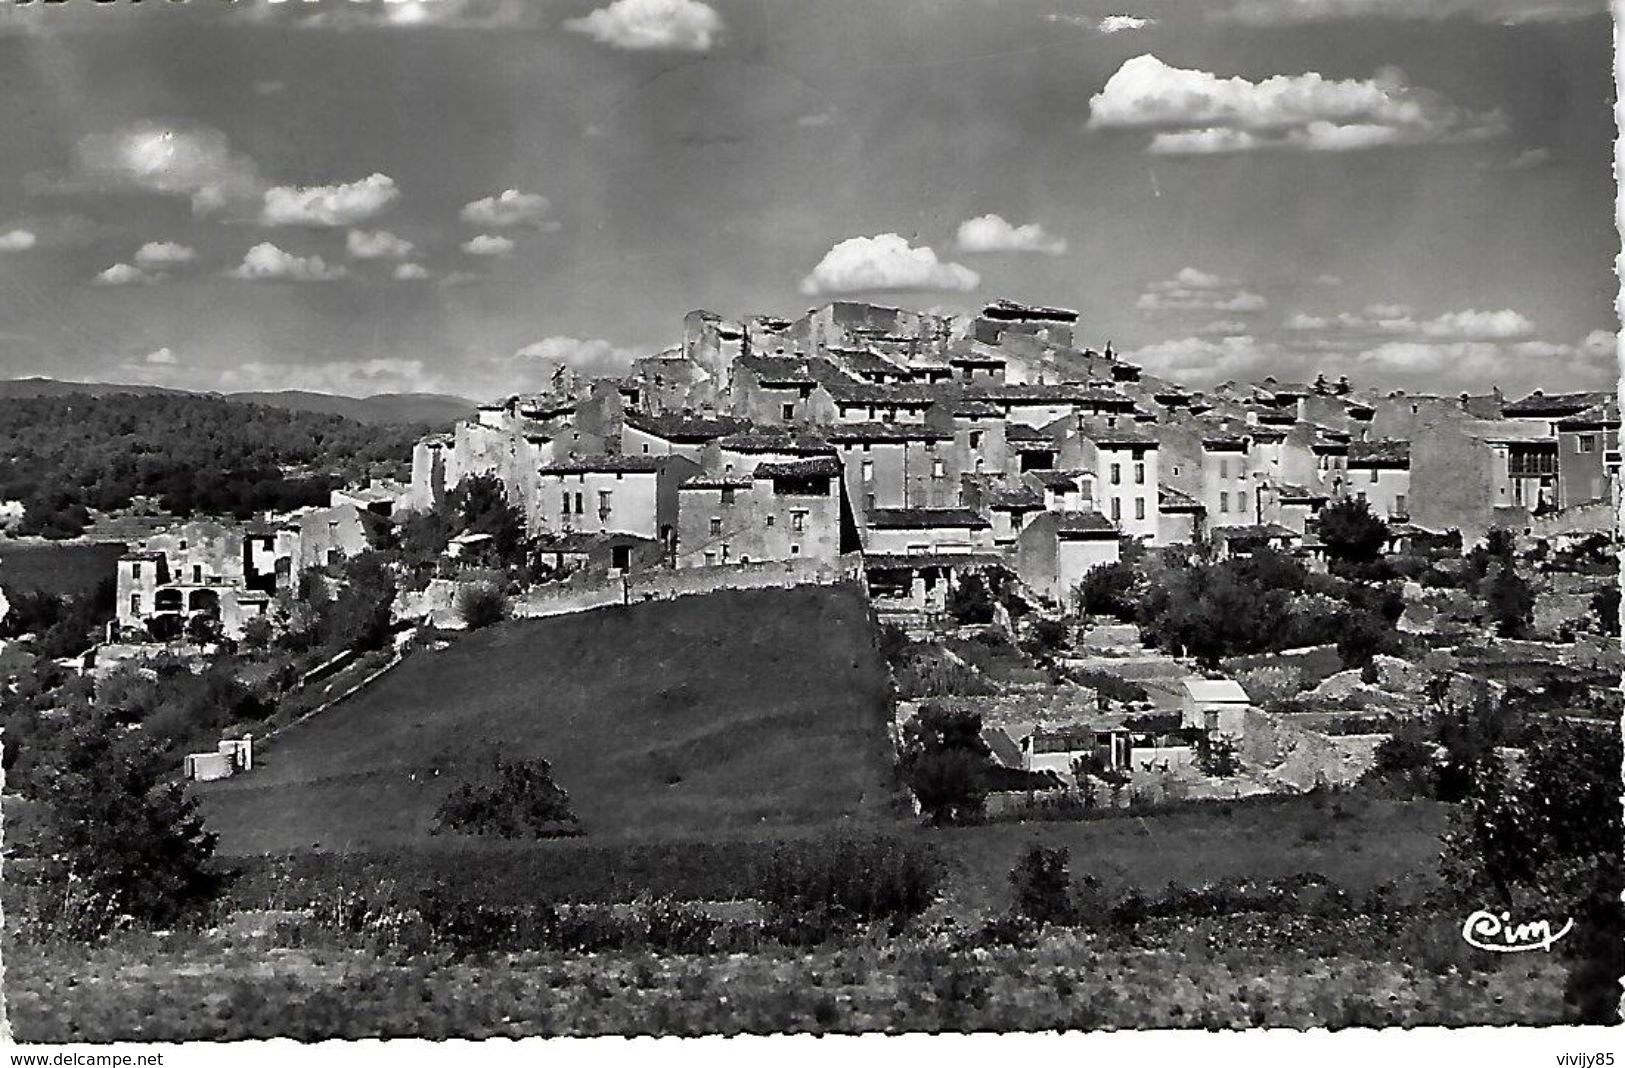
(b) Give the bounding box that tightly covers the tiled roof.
[715,429,833,454]
[863,551,1006,570]
[736,354,818,385]
[1213,523,1301,540]
[1158,487,1203,511]
[1276,483,1329,502]
[1052,510,1118,535]
[754,457,843,479]
[1202,433,1249,450]
[1503,390,1613,417]
[981,298,1079,323]
[680,475,756,490]
[538,454,666,474]
[867,507,991,529]
[1084,423,1156,446]
[983,484,1044,510]
[623,410,749,443]
[966,383,1128,405]
[824,423,951,443]
[1004,424,1055,443]
[951,400,1003,418]
[1557,399,1620,429]
[1348,439,1411,466]
[825,381,943,405]
[1031,469,1089,489]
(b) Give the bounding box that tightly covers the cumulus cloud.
[217,357,435,397]
[1137,267,1267,316]
[460,189,555,229]
[144,347,177,365]
[1283,304,1534,343]
[94,263,163,286]
[0,229,36,252]
[1089,55,1506,155]
[512,336,642,374]
[393,263,431,281]
[800,234,980,296]
[346,229,416,260]
[956,214,1068,255]
[226,243,348,282]
[53,121,264,215]
[1097,14,1156,32]
[1214,0,1604,24]
[461,234,516,257]
[1478,147,1552,172]
[564,0,724,52]
[133,241,197,269]
[261,174,400,227]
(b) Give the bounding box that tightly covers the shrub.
[434,752,581,839]
[1196,734,1241,777]
[899,702,992,825]
[877,622,912,665]
[1009,844,1076,925]
[945,572,994,625]
[1025,616,1069,658]
[1317,498,1389,572]
[1235,665,1302,706]
[1076,561,1138,622]
[455,583,506,630]
[1068,668,1148,704]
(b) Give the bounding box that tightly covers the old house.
[1015,509,1121,604]
[1346,440,1412,521]
[115,520,282,642]
[1200,433,1257,529]
[861,507,994,555]
[1072,422,1160,543]
[676,457,849,568]
[1555,399,1620,509]
[826,423,957,515]
[729,354,841,425]
[621,410,749,463]
[1180,678,1250,739]
[1157,487,1205,545]
[533,454,700,556]
[960,477,1044,546]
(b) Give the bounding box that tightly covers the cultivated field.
[197,585,900,851]
[0,541,125,596]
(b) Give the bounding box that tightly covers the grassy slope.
[198,585,898,853]
[0,542,126,595]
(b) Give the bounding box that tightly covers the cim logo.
[1460,908,1575,953]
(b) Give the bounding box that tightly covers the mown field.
[196,584,901,851]
[0,541,124,596]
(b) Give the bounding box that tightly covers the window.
[575,492,584,514]
[720,487,735,505]
[1110,498,1121,521]
[642,443,650,454]
[1369,467,1379,483]
[179,540,187,550]
[865,493,877,511]
[130,594,142,615]
[598,490,612,515]
[861,460,874,484]
[931,459,945,479]
[1219,492,1230,513]
[1238,491,1248,515]
[1172,465,1181,477]
[782,403,795,421]
[710,517,723,536]
[790,544,801,555]
[766,515,775,527]
[1134,462,1145,485]
[561,491,571,515]
[1134,498,1145,521]
[1579,435,1598,454]
[704,552,717,565]
[969,430,984,449]
[132,562,142,579]
[192,564,202,583]
[792,510,806,532]
[721,544,731,562]
[1218,459,1229,479]
[1395,494,1408,516]
[1110,463,1121,485]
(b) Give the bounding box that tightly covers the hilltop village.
[42,297,1609,806]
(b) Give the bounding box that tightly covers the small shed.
[184,752,233,782]
[1179,677,1250,738]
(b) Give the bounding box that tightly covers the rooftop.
[1051,509,1117,535]
[1348,439,1412,466]
[715,429,833,454]
[867,507,991,529]
[538,454,667,475]
[824,423,951,443]
[754,457,843,479]
[1502,390,1614,417]
[623,410,750,443]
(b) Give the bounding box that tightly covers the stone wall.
[1241,708,1384,791]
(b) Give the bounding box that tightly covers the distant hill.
[0,378,476,427]
[224,390,477,427]
[197,584,898,853]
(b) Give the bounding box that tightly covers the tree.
[1335,609,1399,670]
[434,751,579,839]
[1481,561,1534,638]
[899,702,992,825]
[945,572,995,626]
[41,710,230,935]
[319,552,397,653]
[1590,586,1620,636]
[456,583,507,630]
[1196,734,1240,777]
[1075,561,1138,622]
[447,474,528,567]
[1317,497,1389,572]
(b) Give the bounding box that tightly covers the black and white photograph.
[0,0,1620,1049]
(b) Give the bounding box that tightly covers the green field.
[198,585,901,852]
[0,541,124,596]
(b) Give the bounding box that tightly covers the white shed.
[1179,677,1250,738]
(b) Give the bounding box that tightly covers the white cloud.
[1420,308,1535,340]
[564,0,723,52]
[1284,304,1533,342]
[1097,14,1155,32]
[57,121,264,215]
[261,173,400,227]
[797,110,839,129]
[1196,319,1250,337]
[217,357,435,397]
[1313,273,1343,287]
[461,234,516,257]
[800,233,980,296]
[460,189,555,229]
[1138,267,1267,315]
[512,336,642,374]
[346,229,416,260]
[393,262,431,281]
[226,243,349,282]
[955,214,1068,255]
[1129,335,1282,382]
[0,229,36,251]
[1478,147,1552,172]
[1090,54,1506,155]
[93,263,163,286]
[133,241,197,268]
[144,347,177,365]
[1578,329,1618,359]
[1214,0,1604,25]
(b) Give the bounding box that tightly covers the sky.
[0,0,1616,400]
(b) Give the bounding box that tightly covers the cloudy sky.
[0,0,1615,398]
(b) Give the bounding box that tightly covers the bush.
[456,583,506,630]
[1067,668,1148,704]
[945,572,995,625]
[434,752,581,839]
[1196,735,1241,777]
[1025,616,1069,658]
[1076,561,1138,622]
[899,702,992,825]
[1009,844,1077,925]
